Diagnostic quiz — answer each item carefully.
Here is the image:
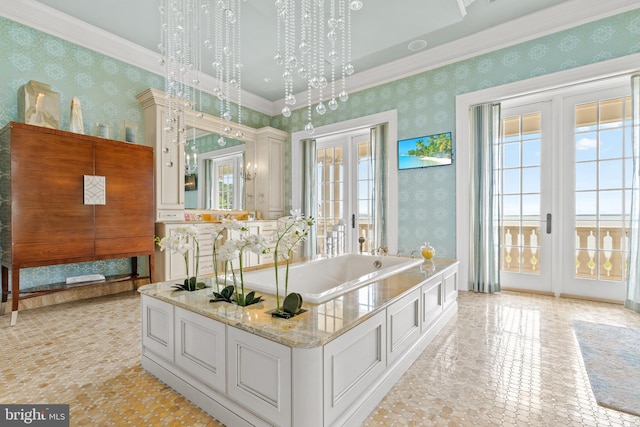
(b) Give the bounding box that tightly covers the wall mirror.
[184,136,246,210]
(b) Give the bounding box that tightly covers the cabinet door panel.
[142,295,175,363]
[94,140,154,240]
[421,275,443,333]
[11,128,94,248]
[324,310,386,425]
[227,326,292,427]
[444,268,458,305]
[387,288,421,366]
[175,307,226,393]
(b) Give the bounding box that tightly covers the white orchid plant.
[155,224,205,291]
[210,219,270,307]
[156,213,314,316]
[272,210,315,315]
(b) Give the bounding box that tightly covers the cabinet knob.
[166,161,174,167]
[163,147,170,153]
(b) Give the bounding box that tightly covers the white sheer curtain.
[300,138,317,257]
[468,103,501,293]
[370,124,387,251]
[626,74,640,313]
[203,159,213,209]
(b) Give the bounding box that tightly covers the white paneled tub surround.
[139,258,458,427]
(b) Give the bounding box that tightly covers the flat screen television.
[397,131,452,170]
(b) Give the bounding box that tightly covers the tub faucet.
[375,246,388,256]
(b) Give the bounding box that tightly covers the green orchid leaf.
[210,285,236,303]
[283,292,303,314]
[243,291,263,306]
[221,285,235,299]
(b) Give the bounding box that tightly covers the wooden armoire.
[0,122,154,325]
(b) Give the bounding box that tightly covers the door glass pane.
[316,146,344,255]
[357,141,374,253]
[217,162,234,210]
[575,162,597,191]
[575,132,598,161]
[573,97,631,282]
[499,112,543,275]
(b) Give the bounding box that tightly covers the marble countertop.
[139,257,458,348]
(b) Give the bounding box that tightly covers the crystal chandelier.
[209,0,243,146]
[159,0,243,164]
[274,0,360,135]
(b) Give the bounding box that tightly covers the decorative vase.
[17,80,61,129]
[421,242,435,259]
[94,123,110,138]
[69,97,84,134]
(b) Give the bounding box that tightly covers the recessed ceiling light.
[264,77,272,84]
[408,39,427,51]
[349,1,363,11]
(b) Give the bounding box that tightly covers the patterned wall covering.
[0,17,271,288]
[0,9,638,288]
[272,9,640,258]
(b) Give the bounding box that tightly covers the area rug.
[572,320,640,417]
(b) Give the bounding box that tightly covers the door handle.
[351,214,356,229]
[546,213,552,234]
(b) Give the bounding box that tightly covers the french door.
[561,86,632,301]
[498,102,553,293]
[316,131,374,255]
[498,84,632,301]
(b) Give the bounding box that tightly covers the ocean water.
[398,155,451,169]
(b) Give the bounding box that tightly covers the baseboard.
[501,287,554,297]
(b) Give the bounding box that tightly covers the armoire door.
[11,124,95,263]
[94,139,154,256]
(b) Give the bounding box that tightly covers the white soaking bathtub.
[240,253,423,303]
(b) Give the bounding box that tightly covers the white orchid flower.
[217,240,239,262]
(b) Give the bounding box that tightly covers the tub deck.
[138,257,457,348]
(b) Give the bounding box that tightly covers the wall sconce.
[185,152,197,174]
[242,162,257,181]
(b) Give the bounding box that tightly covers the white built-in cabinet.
[252,131,285,220]
[141,263,458,427]
[137,88,287,222]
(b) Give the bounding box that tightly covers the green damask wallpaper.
[0,16,271,288]
[273,9,640,258]
[0,9,639,288]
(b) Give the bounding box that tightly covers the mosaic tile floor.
[2,291,640,426]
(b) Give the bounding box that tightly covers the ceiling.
[6,0,638,114]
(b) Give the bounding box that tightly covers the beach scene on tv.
[398,132,453,169]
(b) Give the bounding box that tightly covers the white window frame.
[456,53,640,293]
